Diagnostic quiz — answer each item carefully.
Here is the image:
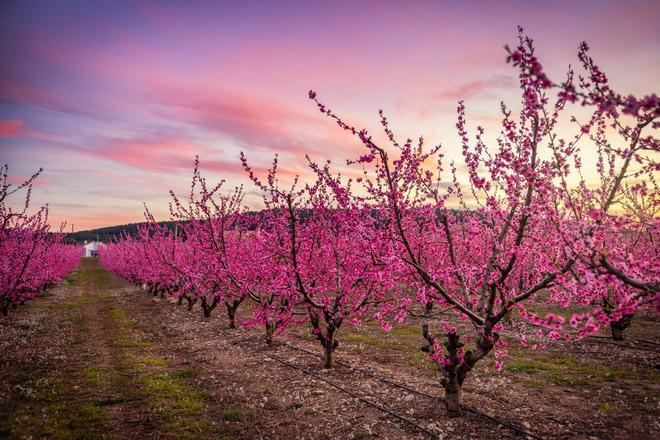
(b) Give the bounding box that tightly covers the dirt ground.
[1,258,658,439]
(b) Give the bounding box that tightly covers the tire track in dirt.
[74,258,230,439]
[1,259,121,438]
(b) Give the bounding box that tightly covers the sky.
[1,0,658,230]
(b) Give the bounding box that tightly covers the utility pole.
[71,224,74,234]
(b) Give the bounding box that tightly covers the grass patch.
[342,331,383,346]
[141,355,168,367]
[53,302,77,310]
[547,373,589,386]
[139,373,183,399]
[173,369,199,379]
[403,351,437,371]
[7,379,110,440]
[508,360,538,373]
[343,329,419,351]
[524,380,543,389]
[137,371,211,436]
[84,366,105,387]
[79,403,106,423]
[64,270,80,283]
[137,371,206,409]
[505,351,638,387]
[222,408,249,422]
[389,325,423,338]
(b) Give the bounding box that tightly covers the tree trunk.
[265,322,275,345]
[227,308,236,329]
[0,303,8,317]
[441,332,465,416]
[323,340,334,369]
[610,314,633,341]
[425,301,433,314]
[322,329,338,369]
[186,296,196,311]
[200,297,217,318]
[444,375,462,415]
[429,329,498,416]
[177,296,184,306]
[310,315,341,369]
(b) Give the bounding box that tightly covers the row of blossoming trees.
[100,30,658,415]
[0,165,81,316]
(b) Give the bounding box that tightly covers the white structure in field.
[82,241,102,257]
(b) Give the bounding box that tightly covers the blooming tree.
[241,154,407,368]
[232,214,295,345]
[167,158,250,325]
[0,165,80,315]
[546,39,659,339]
[307,29,658,413]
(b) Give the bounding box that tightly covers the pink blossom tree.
[232,214,296,345]
[167,158,250,325]
[305,28,658,413]
[548,40,659,339]
[0,165,80,315]
[241,154,407,368]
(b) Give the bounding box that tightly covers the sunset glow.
[1,0,658,229]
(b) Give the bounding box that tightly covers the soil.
[1,258,658,439]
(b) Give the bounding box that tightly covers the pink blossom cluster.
[0,165,80,316]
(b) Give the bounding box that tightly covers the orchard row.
[0,165,80,316]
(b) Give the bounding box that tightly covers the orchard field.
[1,26,658,440]
[0,257,657,439]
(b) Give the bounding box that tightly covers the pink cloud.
[0,117,71,143]
[145,85,369,173]
[5,175,52,187]
[88,136,302,180]
[150,86,324,154]
[0,119,24,137]
[435,74,515,101]
[0,77,91,117]
[92,137,209,173]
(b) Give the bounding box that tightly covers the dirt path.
[0,258,227,439]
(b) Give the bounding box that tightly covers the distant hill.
[64,208,463,244]
[63,211,262,244]
[64,221,177,244]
